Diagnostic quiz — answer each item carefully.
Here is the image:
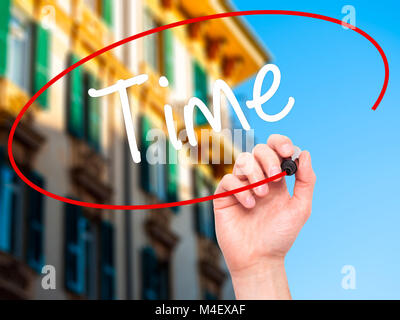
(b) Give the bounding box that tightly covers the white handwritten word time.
[88,64,294,163]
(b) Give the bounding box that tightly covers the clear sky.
[230,0,400,299]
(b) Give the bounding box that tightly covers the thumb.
[291,151,316,213]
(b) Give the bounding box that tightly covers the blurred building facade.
[0,0,268,299]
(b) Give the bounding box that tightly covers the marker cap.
[281,146,302,176]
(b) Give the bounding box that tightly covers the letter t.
[88,75,149,163]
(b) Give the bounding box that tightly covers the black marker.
[281,146,301,176]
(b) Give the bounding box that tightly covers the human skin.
[213,134,316,300]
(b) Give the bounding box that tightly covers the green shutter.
[156,160,166,201]
[205,290,218,300]
[193,171,217,240]
[0,0,11,76]
[0,166,13,252]
[164,29,174,87]
[101,221,115,299]
[140,116,151,193]
[193,62,208,125]
[193,169,202,233]
[68,55,84,138]
[167,141,179,210]
[65,203,87,294]
[141,116,152,149]
[33,23,51,109]
[87,74,101,151]
[27,172,45,272]
[102,0,113,27]
[141,246,159,300]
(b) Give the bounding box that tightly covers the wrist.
[230,257,291,300]
[230,256,285,279]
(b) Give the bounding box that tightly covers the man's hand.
[213,134,316,299]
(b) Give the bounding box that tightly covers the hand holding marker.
[213,135,317,300]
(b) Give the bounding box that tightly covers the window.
[144,10,159,72]
[0,3,50,107]
[65,203,102,298]
[140,117,179,205]
[141,246,170,300]
[100,221,115,300]
[0,164,25,258]
[163,29,174,87]
[67,56,102,152]
[0,0,11,76]
[7,8,32,93]
[0,162,46,270]
[193,61,209,126]
[140,116,167,201]
[194,170,217,241]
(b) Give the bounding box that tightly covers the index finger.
[267,134,294,159]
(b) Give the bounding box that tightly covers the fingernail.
[245,196,256,207]
[269,165,282,177]
[300,151,310,167]
[281,143,293,156]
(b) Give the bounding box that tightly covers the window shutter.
[199,190,216,240]
[198,202,208,236]
[101,221,115,300]
[205,290,218,300]
[102,0,113,27]
[32,23,50,109]
[193,170,203,234]
[27,172,45,272]
[141,246,159,300]
[167,141,179,210]
[0,166,13,252]
[156,159,166,201]
[163,29,174,87]
[67,55,84,138]
[158,262,170,299]
[144,11,158,71]
[193,62,208,125]
[0,0,11,76]
[140,116,151,193]
[83,222,98,299]
[65,203,86,294]
[77,214,88,293]
[193,170,216,238]
[87,74,101,151]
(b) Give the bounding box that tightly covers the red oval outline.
[7,10,389,210]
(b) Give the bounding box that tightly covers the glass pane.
[7,11,31,92]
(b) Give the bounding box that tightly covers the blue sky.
[230,0,400,299]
